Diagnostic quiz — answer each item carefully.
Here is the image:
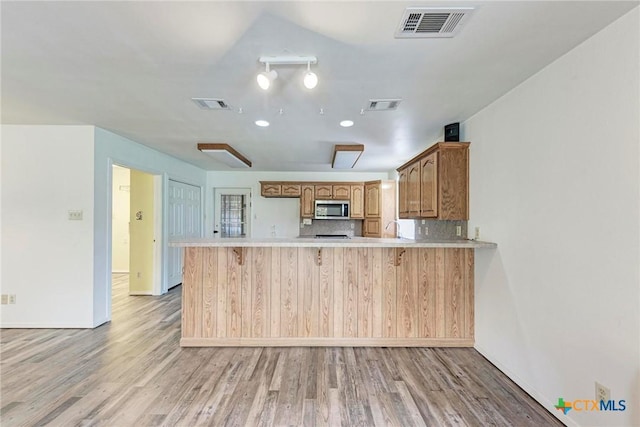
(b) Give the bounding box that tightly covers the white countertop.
[169,237,497,249]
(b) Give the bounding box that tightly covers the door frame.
[213,187,252,238]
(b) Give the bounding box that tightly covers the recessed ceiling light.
[340,120,354,128]
[255,120,270,127]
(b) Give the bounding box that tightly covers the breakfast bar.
[171,237,496,347]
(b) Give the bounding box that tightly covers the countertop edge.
[169,238,497,249]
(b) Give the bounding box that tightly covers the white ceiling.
[2,1,637,171]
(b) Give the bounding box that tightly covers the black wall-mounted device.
[444,123,460,142]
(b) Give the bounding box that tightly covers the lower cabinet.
[363,218,381,237]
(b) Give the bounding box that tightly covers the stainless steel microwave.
[314,200,350,220]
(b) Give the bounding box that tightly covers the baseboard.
[111,270,129,274]
[0,322,95,329]
[128,291,153,296]
[474,344,578,427]
[181,337,475,347]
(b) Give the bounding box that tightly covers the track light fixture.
[257,56,318,90]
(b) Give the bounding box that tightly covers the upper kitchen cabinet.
[332,185,351,200]
[315,184,332,199]
[363,180,397,238]
[300,185,315,218]
[397,142,469,220]
[260,181,300,198]
[350,184,364,219]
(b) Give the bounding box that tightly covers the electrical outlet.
[425,227,429,236]
[456,226,462,236]
[474,226,481,240]
[595,382,610,402]
[9,295,16,304]
[418,227,422,235]
[421,220,426,225]
[68,210,83,220]
[350,223,355,229]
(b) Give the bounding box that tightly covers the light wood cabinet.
[396,142,469,220]
[315,185,332,199]
[261,183,281,197]
[332,185,350,200]
[398,169,408,217]
[350,185,364,219]
[300,185,315,218]
[282,183,301,197]
[407,160,421,217]
[363,180,396,238]
[420,153,438,217]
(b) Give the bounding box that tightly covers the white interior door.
[213,188,251,238]
[168,180,201,288]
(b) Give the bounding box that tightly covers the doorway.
[111,165,161,301]
[213,188,252,237]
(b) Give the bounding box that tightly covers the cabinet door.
[420,153,438,217]
[261,183,282,197]
[363,218,381,237]
[407,161,421,217]
[398,168,408,218]
[364,183,381,218]
[315,185,332,199]
[282,183,301,197]
[300,185,315,218]
[332,185,350,200]
[350,185,364,219]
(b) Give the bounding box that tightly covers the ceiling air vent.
[395,7,475,38]
[192,98,230,110]
[366,98,402,111]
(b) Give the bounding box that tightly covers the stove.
[314,234,350,239]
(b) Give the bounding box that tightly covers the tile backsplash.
[299,219,362,237]
[412,219,467,240]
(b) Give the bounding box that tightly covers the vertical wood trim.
[300,248,319,337]
[216,247,228,338]
[252,247,270,338]
[357,248,373,337]
[465,249,474,339]
[227,248,242,337]
[371,248,383,338]
[270,247,281,338]
[435,248,445,338]
[202,247,217,338]
[417,248,436,338]
[343,247,358,337]
[241,248,253,338]
[333,247,344,337]
[319,248,334,337]
[382,247,397,338]
[398,248,418,338]
[281,248,298,337]
[444,248,463,338]
[182,246,202,338]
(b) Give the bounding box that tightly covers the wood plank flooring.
[0,274,562,426]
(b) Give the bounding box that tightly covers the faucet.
[385,220,403,239]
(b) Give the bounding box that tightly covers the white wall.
[206,171,390,238]
[465,8,639,427]
[93,127,206,325]
[1,125,96,327]
[111,166,130,273]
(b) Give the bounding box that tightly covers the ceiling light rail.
[257,56,318,90]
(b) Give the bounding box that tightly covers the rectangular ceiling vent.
[366,98,402,111]
[192,98,230,110]
[395,7,475,38]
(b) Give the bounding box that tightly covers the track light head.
[257,63,277,90]
[303,61,318,89]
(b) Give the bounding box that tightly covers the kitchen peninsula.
[172,237,496,347]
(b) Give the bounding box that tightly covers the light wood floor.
[0,274,562,426]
